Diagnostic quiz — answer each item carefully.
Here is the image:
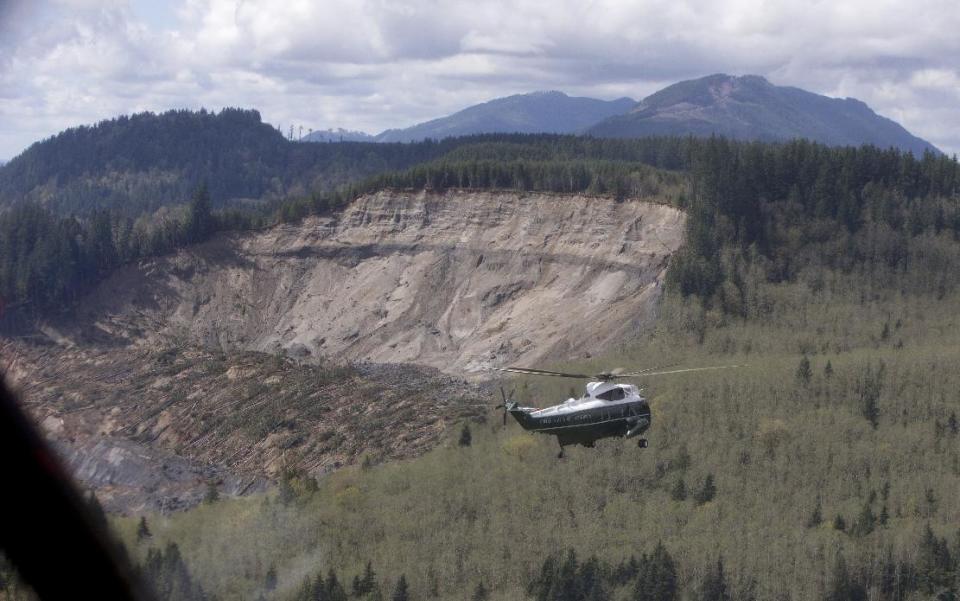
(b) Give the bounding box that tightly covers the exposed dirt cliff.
[72,189,685,373]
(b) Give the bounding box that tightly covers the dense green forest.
[0,108,467,216]
[0,185,256,314]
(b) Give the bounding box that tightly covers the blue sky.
[1,0,959,159]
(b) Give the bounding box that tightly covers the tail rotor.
[493,386,516,427]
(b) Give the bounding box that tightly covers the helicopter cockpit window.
[597,387,625,401]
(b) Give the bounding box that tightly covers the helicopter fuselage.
[506,381,651,451]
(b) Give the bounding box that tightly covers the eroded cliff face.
[76,190,685,374]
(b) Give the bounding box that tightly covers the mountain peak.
[591,74,938,155]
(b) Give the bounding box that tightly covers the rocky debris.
[56,437,267,514]
[2,341,485,513]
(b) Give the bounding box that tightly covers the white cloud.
[1,0,959,159]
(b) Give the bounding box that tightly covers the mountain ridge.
[301,91,637,144]
[587,73,939,155]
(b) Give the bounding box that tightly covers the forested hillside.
[0,108,456,216]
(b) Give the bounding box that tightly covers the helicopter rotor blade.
[624,365,743,378]
[494,367,593,379]
[494,364,741,381]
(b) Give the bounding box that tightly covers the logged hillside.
[65,190,684,373]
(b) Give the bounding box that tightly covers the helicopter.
[493,365,739,458]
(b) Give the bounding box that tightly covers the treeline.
[136,543,208,601]
[821,524,960,601]
[274,530,960,600]
[296,533,959,601]
[288,562,387,601]
[0,186,257,314]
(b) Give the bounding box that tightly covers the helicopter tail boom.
[505,403,537,430]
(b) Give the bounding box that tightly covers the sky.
[1,0,959,160]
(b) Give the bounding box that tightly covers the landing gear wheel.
[637,438,648,449]
[557,440,565,459]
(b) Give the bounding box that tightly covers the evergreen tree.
[140,542,207,601]
[833,514,847,532]
[806,499,823,528]
[312,572,327,601]
[552,549,580,601]
[796,355,812,384]
[471,580,489,601]
[327,569,348,601]
[391,575,409,601]
[528,553,557,601]
[187,183,214,244]
[136,516,152,541]
[852,502,876,537]
[878,549,907,601]
[295,576,315,601]
[579,555,608,601]
[700,557,731,601]
[670,479,687,501]
[459,423,472,447]
[613,555,639,586]
[635,542,678,601]
[917,524,952,594]
[86,491,108,532]
[359,561,377,596]
[825,553,866,601]
[203,481,220,504]
[694,474,716,505]
[857,363,884,428]
[265,564,278,591]
[278,473,296,505]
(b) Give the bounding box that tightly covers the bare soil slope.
[75,190,685,373]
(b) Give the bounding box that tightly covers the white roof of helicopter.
[585,381,621,397]
[529,381,642,417]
